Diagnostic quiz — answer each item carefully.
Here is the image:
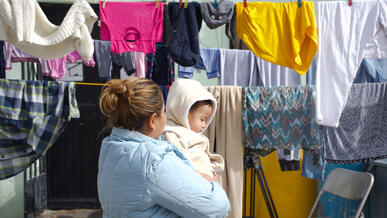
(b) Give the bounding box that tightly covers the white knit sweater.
[0,0,97,60]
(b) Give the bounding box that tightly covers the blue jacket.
[97,127,230,218]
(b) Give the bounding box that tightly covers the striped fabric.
[0,79,79,180]
[242,86,320,155]
[322,82,387,163]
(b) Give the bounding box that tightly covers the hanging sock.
[0,79,80,180]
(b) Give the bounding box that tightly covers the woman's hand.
[198,171,219,182]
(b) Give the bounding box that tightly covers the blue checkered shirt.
[0,79,80,180]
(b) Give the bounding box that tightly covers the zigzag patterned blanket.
[242,86,320,155]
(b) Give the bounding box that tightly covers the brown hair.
[99,78,163,131]
[189,100,213,112]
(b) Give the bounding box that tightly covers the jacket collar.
[110,127,160,143]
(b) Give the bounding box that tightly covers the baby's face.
[188,104,212,133]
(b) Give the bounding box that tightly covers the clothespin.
[214,0,218,8]
[155,0,159,8]
[298,0,301,7]
[243,0,247,7]
[102,0,107,8]
[348,0,352,6]
[179,0,183,8]
[184,0,188,8]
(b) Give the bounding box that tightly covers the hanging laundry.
[256,57,301,87]
[200,0,234,29]
[353,59,387,83]
[46,50,95,79]
[0,79,80,180]
[178,48,220,79]
[94,40,135,81]
[301,149,325,180]
[242,86,321,154]
[255,57,302,171]
[133,52,147,78]
[111,53,135,78]
[146,45,174,86]
[321,82,387,163]
[100,2,164,54]
[4,42,51,75]
[219,49,259,86]
[0,41,5,78]
[167,2,204,67]
[205,86,243,218]
[159,85,169,105]
[308,58,387,85]
[235,1,318,75]
[0,0,97,60]
[314,0,387,127]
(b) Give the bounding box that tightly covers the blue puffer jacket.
[97,128,231,218]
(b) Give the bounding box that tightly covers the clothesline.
[75,82,105,86]
[36,0,352,4]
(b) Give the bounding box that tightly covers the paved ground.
[36,209,102,218]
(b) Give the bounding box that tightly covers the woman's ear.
[147,113,158,130]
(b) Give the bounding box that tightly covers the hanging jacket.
[98,128,230,218]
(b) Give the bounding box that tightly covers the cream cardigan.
[0,0,97,60]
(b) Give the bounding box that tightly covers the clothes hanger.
[184,0,188,8]
[348,0,352,6]
[298,0,301,7]
[102,0,107,8]
[179,0,183,8]
[155,0,159,8]
[243,0,247,7]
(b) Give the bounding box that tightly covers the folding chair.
[308,168,374,218]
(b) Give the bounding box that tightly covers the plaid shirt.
[0,79,80,180]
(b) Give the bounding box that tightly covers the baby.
[163,79,224,181]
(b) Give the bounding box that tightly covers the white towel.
[0,0,97,60]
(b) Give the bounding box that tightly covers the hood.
[165,79,217,134]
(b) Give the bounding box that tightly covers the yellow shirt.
[236,1,318,75]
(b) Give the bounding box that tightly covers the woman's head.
[99,78,166,138]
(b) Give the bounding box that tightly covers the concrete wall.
[0,174,24,218]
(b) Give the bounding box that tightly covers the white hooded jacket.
[163,79,224,177]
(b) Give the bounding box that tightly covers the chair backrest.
[308,168,374,218]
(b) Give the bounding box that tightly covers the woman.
[98,78,230,218]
